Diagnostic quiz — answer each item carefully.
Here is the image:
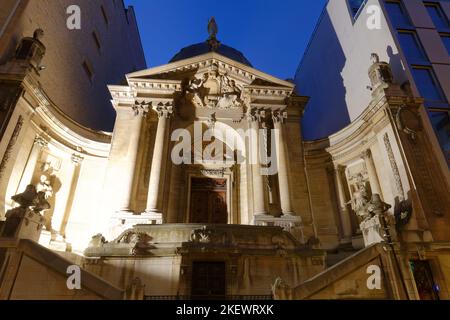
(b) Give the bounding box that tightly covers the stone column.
[248,111,268,216]
[54,153,83,237]
[118,106,147,212]
[361,149,382,197]
[333,165,353,241]
[272,111,293,215]
[16,136,48,194]
[145,104,173,214]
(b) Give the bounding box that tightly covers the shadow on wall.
[295,11,350,141]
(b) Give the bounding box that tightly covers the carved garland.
[383,133,405,200]
[0,116,24,180]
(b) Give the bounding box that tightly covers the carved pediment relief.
[185,63,246,110]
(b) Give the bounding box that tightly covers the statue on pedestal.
[347,173,370,221]
[1,184,50,237]
[360,194,392,247]
[14,29,46,72]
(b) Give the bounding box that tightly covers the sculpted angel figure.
[347,173,370,221]
[187,73,208,107]
[217,75,242,109]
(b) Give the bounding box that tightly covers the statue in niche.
[36,161,61,231]
[347,173,370,221]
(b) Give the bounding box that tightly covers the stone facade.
[1,17,450,300]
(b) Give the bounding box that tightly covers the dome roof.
[169,42,253,67]
[169,17,253,67]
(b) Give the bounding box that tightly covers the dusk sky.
[123,0,327,80]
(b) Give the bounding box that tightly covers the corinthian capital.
[272,110,287,124]
[154,103,174,119]
[132,101,150,117]
[246,109,265,123]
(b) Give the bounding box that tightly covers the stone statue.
[367,194,392,218]
[368,52,394,92]
[88,233,107,247]
[360,194,393,247]
[14,28,46,71]
[347,173,370,221]
[272,277,292,300]
[207,17,218,40]
[32,191,51,213]
[11,184,38,208]
[207,17,220,51]
[36,174,53,199]
[2,184,49,237]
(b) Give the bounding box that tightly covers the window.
[429,112,450,164]
[398,31,428,63]
[82,60,94,82]
[92,31,101,52]
[425,2,450,30]
[412,67,445,102]
[441,34,450,55]
[101,5,109,25]
[348,0,366,18]
[385,1,411,27]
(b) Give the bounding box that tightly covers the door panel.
[190,178,227,224]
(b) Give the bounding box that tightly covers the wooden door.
[190,178,227,224]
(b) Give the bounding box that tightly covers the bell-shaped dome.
[169,17,253,67]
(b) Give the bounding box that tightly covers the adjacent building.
[296,0,450,169]
[0,0,146,131]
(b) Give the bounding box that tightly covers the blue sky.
[123,0,327,80]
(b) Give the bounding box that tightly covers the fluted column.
[361,149,382,197]
[145,104,173,213]
[248,111,268,216]
[272,111,293,215]
[333,165,353,241]
[118,106,147,212]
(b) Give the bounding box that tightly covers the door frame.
[185,165,235,224]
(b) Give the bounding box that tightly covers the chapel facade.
[1,19,450,300]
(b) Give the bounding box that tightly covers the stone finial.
[207,17,218,39]
[368,53,394,92]
[207,17,221,51]
[14,29,46,72]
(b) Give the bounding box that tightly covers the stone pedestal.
[360,215,385,247]
[1,208,45,242]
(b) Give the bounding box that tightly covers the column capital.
[333,163,347,173]
[246,109,265,123]
[34,136,48,148]
[71,153,84,166]
[360,149,373,161]
[132,101,151,117]
[154,103,174,119]
[272,110,287,125]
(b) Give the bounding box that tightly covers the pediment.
[126,52,294,90]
